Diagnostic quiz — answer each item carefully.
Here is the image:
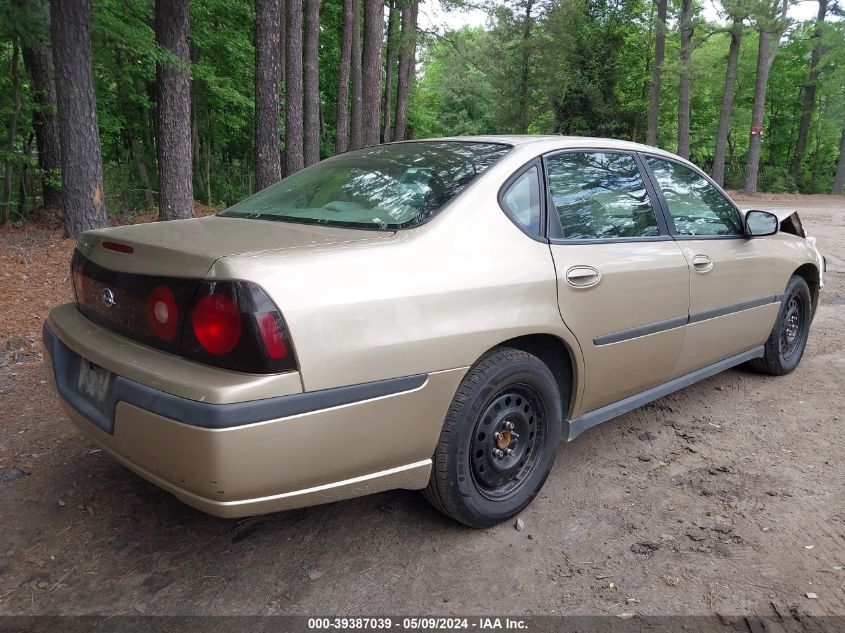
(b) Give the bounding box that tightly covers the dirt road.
[0,194,843,617]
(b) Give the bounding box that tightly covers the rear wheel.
[748,275,812,376]
[423,348,563,528]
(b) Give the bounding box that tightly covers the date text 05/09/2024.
[307,617,528,630]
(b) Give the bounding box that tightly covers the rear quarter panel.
[208,147,584,404]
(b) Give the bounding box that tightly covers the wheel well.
[794,263,820,317]
[493,334,575,418]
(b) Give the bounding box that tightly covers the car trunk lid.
[78,215,395,278]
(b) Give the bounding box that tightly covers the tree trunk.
[711,18,743,187]
[191,87,201,189]
[632,2,655,143]
[18,0,62,212]
[744,0,787,196]
[130,137,155,208]
[791,0,828,184]
[51,0,108,237]
[744,29,771,196]
[518,0,534,134]
[676,0,693,159]
[319,99,327,144]
[255,0,282,189]
[285,0,305,174]
[303,0,321,166]
[138,76,155,151]
[833,126,845,195]
[393,2,418,142]
[335,0,354,152]
[280,0,286,87]
[116,52,155,208]
[382,1,399,143]
[360,0,383,146]
[204,116,212,204]
[2,39,21,225]
[155,0,193,220]
[18,134,31,218]
[646,0,667,147]
[349,0,363,150]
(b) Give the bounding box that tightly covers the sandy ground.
[0,194,843,618]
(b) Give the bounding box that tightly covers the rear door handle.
[565,265,601,287]
[691,254,713,273]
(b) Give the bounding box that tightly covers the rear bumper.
[43,311,465,518]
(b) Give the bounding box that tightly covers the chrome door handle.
[691,254,713,273]
[565,265,600,288]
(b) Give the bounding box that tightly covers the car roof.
[414,135,683,161]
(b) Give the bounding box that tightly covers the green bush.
[757,166,798,194]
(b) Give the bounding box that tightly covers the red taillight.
[192,293,242,355]
[256,312,288,359]
[102,241,134,254]
[146,285,179,341]
[185,282,296,372]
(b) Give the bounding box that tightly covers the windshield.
[220,141,512,230]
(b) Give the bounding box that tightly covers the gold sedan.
[43,137,825,527]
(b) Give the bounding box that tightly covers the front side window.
[545,152,660,240]
[646,157,742,236]
[221,141,511,230]
[501,166,541,236]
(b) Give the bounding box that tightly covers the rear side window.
[501,165,541,236]
[645,157,742,236]
[545,152,660,240]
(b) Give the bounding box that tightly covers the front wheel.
[748,275,812,376]
[423,348,563,528]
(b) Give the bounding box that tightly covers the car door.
[641,155,782,376]
[544,150,691,415]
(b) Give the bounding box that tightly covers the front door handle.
[565,265,601,288]
[691,254,713,273]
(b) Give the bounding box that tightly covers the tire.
[423,348,563,528]
[748,274,812,376]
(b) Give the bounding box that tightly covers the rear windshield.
[220,141,512,230]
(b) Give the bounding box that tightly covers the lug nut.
[494,432,501,440]
[494,449,504,458]
[505,421,515,430]
[505,448,515,456]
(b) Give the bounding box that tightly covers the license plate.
[77,359,111,404]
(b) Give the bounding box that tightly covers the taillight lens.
[256,312,288,359]
[181,280,297,373]
[70,249,85,300]
[146,285,179,341]
[191,293,242,355]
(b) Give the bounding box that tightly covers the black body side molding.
[593,294,783,346]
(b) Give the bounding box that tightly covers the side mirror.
[745,210,779,237]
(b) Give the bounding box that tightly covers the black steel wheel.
[469,385,547,500]
[423,347,565,528]
[749,274,812,376]
[779,293,804,363]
